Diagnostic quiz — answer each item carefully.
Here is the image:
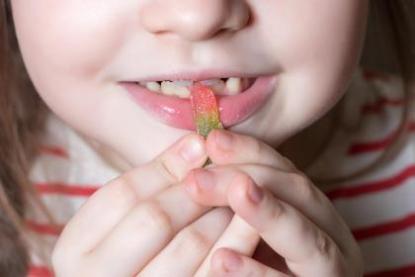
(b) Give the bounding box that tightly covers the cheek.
[11,0,130,129]
[11,0,125,81]
[260,0,368,71]
[242,0,368,141]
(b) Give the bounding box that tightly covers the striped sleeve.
[26,114,121,276]
[310,68,415,276]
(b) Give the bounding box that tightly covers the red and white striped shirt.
[26,68,415,276]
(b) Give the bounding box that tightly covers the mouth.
[131,77,256,98]
[119,73,278,130]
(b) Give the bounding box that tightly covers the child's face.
[11,0,368,166]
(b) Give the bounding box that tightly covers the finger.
[140,207,233,276]
[127,132,207,196]
[206,130,295,171]
[209,248,289,277]
[55,134,207,254]
[184,165,351,250]
[194,215,260,277]
[226,175,346,276]
[86,184,213,277]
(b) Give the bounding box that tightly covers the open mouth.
[135,77,257,98]
[119,74,278,130]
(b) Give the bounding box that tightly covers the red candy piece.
[190,83,223,137]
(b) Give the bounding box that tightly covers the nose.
[139,0,251,41]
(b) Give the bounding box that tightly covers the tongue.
[190,83,223,138]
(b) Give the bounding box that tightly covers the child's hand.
[184,130,364,276]
[51,134,234,277]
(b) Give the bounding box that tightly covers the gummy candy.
[190,83,223,138]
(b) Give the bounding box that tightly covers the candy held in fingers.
[190,83,223,167]
[190,83,223,138]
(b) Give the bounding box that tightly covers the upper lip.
[123,69,267,83]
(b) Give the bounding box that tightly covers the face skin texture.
[11,0,369,170]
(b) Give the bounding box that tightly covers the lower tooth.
[226,77,242,95]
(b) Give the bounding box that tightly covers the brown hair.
[0,0,414,274]
[1,0,53,275]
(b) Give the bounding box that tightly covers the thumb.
[151,133,208,182]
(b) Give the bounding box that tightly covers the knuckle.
[314,230,337,260]
[177,227,212,254]
[139,201,174,236]
[282,156,298,170]
[234,169,250,182]
[267,201,285,228]
[214,207,235,224]
[106,176,139,202]
[249,137,263,157]
[311,227,362,276]
[315,231,331,256]
[114,170,136,187]
[290,173,315,202]
[155,157,178,183]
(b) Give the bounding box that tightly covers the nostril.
[139,0,251,41]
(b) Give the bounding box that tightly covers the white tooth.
[226,77,242,95]
[173,85,191,98]
[200,79,226,95]
[145,81,161,92]
[173,80,194,87]
[172,80,192,98]
[161,81,175,95]
[161,81,191,98]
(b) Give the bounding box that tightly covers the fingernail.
[194,169,214,190]
[248,183,264,204]
[222,250,242,272]
[215,130,233,151]
[179,137,204,163]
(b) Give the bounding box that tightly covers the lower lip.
[120,75,278,130]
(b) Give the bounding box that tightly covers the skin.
[11,0,369,275]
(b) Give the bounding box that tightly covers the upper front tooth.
[145,81,161,92]
[200,79,226,94]
[160,81,175,95]
[161,81,191,98]
[173,80,194,87]
[226,77,242,95]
